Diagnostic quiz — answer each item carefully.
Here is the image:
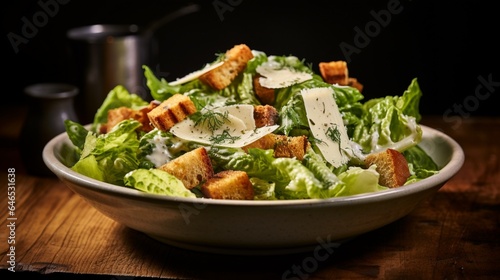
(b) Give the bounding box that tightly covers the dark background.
[3,0,499,118]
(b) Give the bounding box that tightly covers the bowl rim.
[43,125,464,207]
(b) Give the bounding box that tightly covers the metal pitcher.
[67,4,200,124]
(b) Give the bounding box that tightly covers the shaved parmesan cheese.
[222,105,256,130]
[169,61,224,86]
[301,87,350,167]
[170,104,278,147]
[256,60,312,89]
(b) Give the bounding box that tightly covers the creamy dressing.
[145,132,173,167]
[145,130,190,167]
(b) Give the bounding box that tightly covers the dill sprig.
[191,110,230,132]
[210,130,240,144]
[326,126,341,143]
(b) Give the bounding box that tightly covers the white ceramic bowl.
[43,125,464,255]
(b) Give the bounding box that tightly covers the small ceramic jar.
[19,83,79,176]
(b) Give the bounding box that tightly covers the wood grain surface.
[1,114,499,280]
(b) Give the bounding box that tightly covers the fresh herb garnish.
[210,130,240,144]
[215,52,226,62]
[191,110,230,132]
[326,125,341,143]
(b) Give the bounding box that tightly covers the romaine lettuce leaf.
[124,168,195,198]
[212,147,315,199]
[71,155,104,182]
[302,148,343,191]
[250,177,276,200]
[64,119,90,152]
[403,145,439,183]
[71,120,142,185]
[92,85,149,131]
[214,147,385,199]
[336,165,387,196]
[143,65,182,101]
[351,78,423,154]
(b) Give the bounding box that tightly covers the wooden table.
[1,110,499,279]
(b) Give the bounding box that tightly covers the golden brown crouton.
[319,61,349,85]
[147,94,197,131]
[253,105,279,128]
[272,134,310,161]
[365,148,411,188]
[101,107,139,134]
[135,101,159,132]
[201,170,254,200]
[101,101,158,134]
[242,133,277,152]
[242,134,310,161]
[158,147,214,189]
[199,44,254,90]
[253,74,275,105]
[347,77,364,92]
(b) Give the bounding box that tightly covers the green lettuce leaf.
[64,119,90,152]
[250,177,277,200]
[71,155,104,182]
[143,65,182,101]
[124,168,195,198]
[403,145,439,183]
[71,120,142,185]
[352,78,423,154]
[92,85,149,131]
[336,165,387,196]
[216,147,385,199]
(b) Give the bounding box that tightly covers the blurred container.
[20,83,79,176]
[66,4,200,124]
[67,24,154,124]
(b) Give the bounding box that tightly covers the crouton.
[253,74,275,105]
[364,148,411,188]
[347,77,364,92]
[242,133,277,152]
[253,105,279,128]
[147,94,197,131]
[201,170,254,200]
[272,134,310,160]
[101,107,139,134]
[137,101,159,131]
[243,134,310,160]
[319,61,349,85]
[158,147,213,189]
[199,44,254,90]
[101,101,158,134]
